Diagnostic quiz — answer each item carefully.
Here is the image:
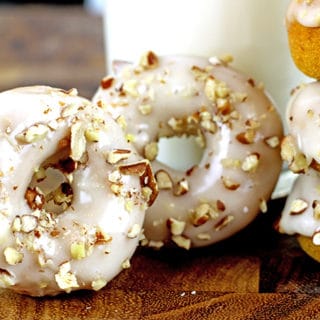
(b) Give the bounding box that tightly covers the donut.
[286,0,320,79]
[278,170,320,262]
[279,81,320,261]
[0,86,157,296]
[281,81,320,173]
[93,52,284,249]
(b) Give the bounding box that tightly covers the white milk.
[104,0,309,115]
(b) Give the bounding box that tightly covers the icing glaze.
[0,86,157,296]
[287,0,320,27]
[93,52,283,249]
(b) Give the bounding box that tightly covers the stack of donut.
[0,54,283,296]
[278,0,320,261]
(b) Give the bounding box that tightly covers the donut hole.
[156,135,204,172]
[25,147,76,214]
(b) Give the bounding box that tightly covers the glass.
[103,0,309,198]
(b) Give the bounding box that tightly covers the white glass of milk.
[103,0,308,198]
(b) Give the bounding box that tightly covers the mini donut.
[286,0,320,79]
[279,81,320,261]
[0,86,157,296]
[93,52,283,249]
[281,81,320,173]
[278,170,320,262]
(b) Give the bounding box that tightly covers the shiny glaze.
[279,170,320,237]
[286,81,320,164]
[287,0,320,27]
[93,53,283,249]
[0,86,152,296]
[280,82,320,239]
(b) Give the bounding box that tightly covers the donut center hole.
[156,136,204,171]
[26,147,76,214]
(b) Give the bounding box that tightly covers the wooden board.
[0,5,320,319]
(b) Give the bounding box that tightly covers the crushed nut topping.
[94,229,112,245]
[144,142,158,161]
[146,240,164,249]
[16,124,49,144]
[312,229,320,246]
[281,135,309,174]
[221,158,241,169]
[70,242,87,260]
[138,104,153,115]
[0,269,15,288]
[61,103,80,118]
[155,170,173,190]
[20,215,38,233]
[259,199,268,213]
[205,76,230,102]
[70,122,86,162]
[195,201,224,225]
[172,235,191,250]
[122,258,131,269]
[200,118,217,134]
[221,176,240,191]
[167,218,186,236]
[191,65,209,81]
[25,188,44,210]
[127,224,141,239]
[139,51,159,70]
[108,170,122,183]
[101,76,115,90]
[214,215,235,231]
[107,149,132,164]
[191,203,211,226]
[92,279,107,291]
[85,127,100,142]
[313,200,320,220]
[197,233,211,241]
[116,115,127,130]
[119,160,158,206]
[173,179,189,196]
[55,262,79,293]
[125,200,134,213]
[290,199,309,215]
[123,80,139,97]
[241,153,260,173]
[4,247,23,265]
[264,136,280,148]
[236,130,256,144]
[141,186,153,204]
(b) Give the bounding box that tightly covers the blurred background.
[0,1,83,4]
[0,0,85,5]
[0,0,103,13]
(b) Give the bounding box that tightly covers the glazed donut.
[0,86,157,296]
[93,52,283,249]
[279,81,320,261]
[278,170,320,262]
[286,0,320,79]
[281,81,320,173]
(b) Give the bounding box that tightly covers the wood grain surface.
[0,5,320,320]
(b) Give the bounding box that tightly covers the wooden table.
[1,5,320,320]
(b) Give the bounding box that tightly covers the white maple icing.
[93,53,283,249]
[279,169,320,237]
[286,81,320,164]
[280,81,320,239]
[287,0,320,27]
[0,86,156,296]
